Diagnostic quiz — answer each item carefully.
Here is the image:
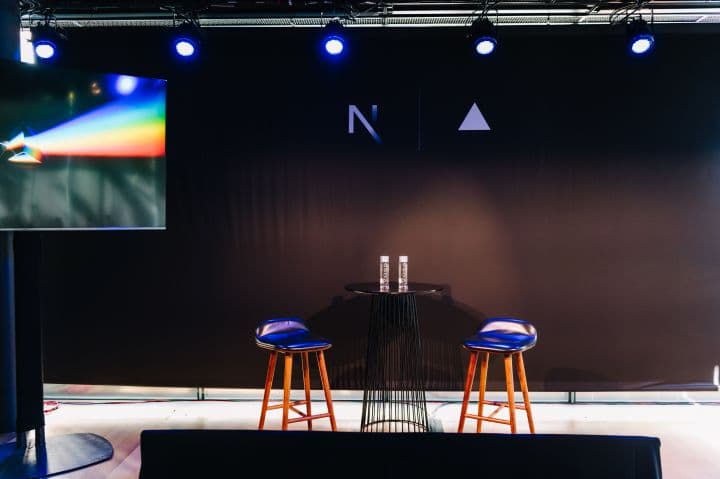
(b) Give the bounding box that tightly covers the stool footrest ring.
[461,400,529,422]
[266,399,309,412]
[477,399,528,411]
[463,414,512,426]
[287,413,332,424]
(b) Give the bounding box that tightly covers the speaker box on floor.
[139,429,662,479]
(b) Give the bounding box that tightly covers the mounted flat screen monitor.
[0,60,166,230]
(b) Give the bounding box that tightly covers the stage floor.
[3,397,720,478]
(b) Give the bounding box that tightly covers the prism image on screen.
[0,60,166,230]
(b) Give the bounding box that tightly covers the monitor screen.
[0,60,166,230]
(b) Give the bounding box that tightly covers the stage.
[2,389,719,479]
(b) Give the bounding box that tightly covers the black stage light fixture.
[468,17,498,56]
[171,22,202,60]
[627,18,655,55]
[31,23,67,62]
[321,19,347,58]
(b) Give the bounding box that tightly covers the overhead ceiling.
[18,0,720,27]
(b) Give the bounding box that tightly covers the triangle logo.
[458,103,491,131]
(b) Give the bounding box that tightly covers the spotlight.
[34,41,55,60]
[31,24,67,62]
[171,23,201,60]
[469,18,497,56]
[627,18,655,55]
[174,38,197,57]
[321,20,346,58]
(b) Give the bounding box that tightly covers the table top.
[345,282,444,295]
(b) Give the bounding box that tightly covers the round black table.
[345,282,443,432]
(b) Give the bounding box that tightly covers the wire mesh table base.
[361,292,429,432]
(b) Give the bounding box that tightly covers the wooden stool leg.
[458,351,478,432]
[515,352,535,433]
[282,353,293,431]
[302,351,312,431]
[259,351,277,430]
[317,351,337,431]
[477,352,489,433]
[504,353,516,434]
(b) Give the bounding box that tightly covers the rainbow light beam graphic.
[1,133,42,164]
[2,91,166,165]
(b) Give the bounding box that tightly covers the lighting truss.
[17,1,720,28]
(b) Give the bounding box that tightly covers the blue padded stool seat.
[462,317,537,353]
[255,318,332,352]
[459,317,537,435]
[256,318,337,431]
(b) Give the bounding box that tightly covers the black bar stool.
[458,317,537,434]
[256,318,337,431]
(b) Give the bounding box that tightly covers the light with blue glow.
[324,36,344,56]
[34,41,56,60]
[475,37,497,56]
[174,39,197,58]
[630,35,654,55]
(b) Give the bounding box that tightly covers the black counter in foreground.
[139,429,662,479]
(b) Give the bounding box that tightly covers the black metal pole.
[0,0,19,437]
[15,234,46,434]
[0,233,18,434]
[1,0,20,437]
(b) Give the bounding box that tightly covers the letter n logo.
[348,105,381,144]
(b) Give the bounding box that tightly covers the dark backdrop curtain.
[24,26,720,391]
